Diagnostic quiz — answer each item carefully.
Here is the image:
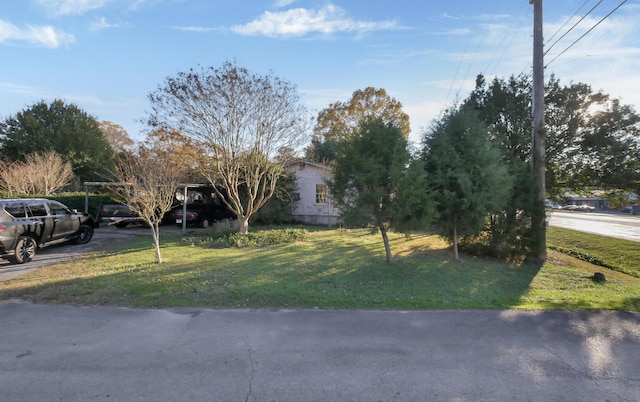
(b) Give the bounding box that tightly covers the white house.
[286,160,340,226]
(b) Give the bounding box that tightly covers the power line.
[484,2,529,78]
[519,0,600,77]
[544,0,604,57]
[455,0,503,98]
[446,1,487,103]
[545,0,590,44]
[446,27,474,102]
[545,0,629,68]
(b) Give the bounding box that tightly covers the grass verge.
[1,227,639,310]
[547,226,640,278]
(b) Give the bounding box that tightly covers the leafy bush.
[184,228,308,248]
[211,218,239,234]
[459,223,530,263]
[227,229,307,247]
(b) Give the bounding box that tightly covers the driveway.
[0,225,156,281]
[1,302,639,401]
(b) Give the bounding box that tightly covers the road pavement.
[548,211,640,242]
[1,301,639,401]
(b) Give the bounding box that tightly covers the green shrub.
[225,229,307,247]
[211,218,239,234]
[185,228,308,248]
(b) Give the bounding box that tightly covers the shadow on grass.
[0,228,552,309]
[4,226,640,310]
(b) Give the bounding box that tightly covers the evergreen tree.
[330,117,432,263]
[0,99,115,183]
[421,106,511,260]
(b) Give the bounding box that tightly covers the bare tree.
[112,145,186,263]
[147,61,309,234]
[0,151,74,196]
[0,160,18,196]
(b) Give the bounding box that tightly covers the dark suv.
[99,203,145,228]
[0,198,95,264]
[168,188,235,228]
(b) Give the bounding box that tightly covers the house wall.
[288,162,340,226]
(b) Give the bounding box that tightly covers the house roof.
[285,159,333,172]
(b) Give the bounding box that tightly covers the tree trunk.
[379,223,394,263]
[238,216,249,234]
[151,222,163,263]
[452,224,459,260]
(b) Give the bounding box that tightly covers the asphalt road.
[2,219,640,400]
[1,301,639,401]
[548,211,640,242]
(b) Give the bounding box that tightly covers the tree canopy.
[306,87,410,162]
[0,99,115,183]
[146,61,309,234]
[465,73,640,197]
[462,73,640,258]
[100,121,135,153]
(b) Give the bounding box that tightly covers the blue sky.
[1,0,639,144]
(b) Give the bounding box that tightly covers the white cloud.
[541,12,640,109]
[169,25,224,33]
[0,82,48,97]
[404,99,446,144]
[273,0,296,8]
[231,4,399,38]
[0,19,75,47]
[91,17,116,30]
[431,28,471,37]
[442,12,512,22]
[35,0,109,17]
[91,16,131,31]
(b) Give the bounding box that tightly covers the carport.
[82,182,220,233]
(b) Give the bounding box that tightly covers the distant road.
[548,211,640,242]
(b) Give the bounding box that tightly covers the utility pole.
[530,0,547,260]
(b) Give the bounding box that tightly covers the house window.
[315,184,327,204]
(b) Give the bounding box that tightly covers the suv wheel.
[10,236,37,264]
[73,224,94,245]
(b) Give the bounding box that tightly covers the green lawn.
[1,226,639,310]
[547,226,640,278]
